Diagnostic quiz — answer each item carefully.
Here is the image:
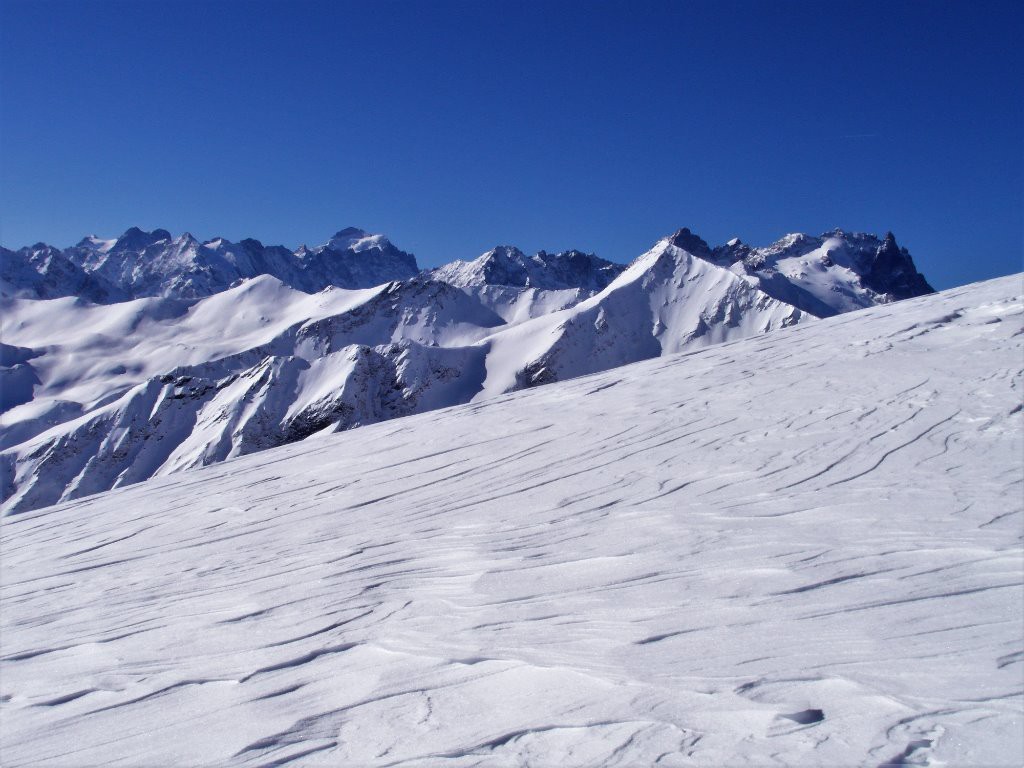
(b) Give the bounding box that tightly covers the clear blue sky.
[2,0,1021,289]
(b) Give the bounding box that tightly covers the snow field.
[1,275,1021,765]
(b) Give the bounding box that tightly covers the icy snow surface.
[1,275,1021,766]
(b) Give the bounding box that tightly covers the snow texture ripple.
[1,274,1021,766]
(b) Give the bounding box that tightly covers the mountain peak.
[482,245,526,260]
[323,228,387,253]
[113,227,172,252]
[74,235,117,253]
[667,228,711,257]
[330,226,371,241]
[431,245,623,292]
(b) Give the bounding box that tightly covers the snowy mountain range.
[2,226,420,302]
[1,225,933,513]
[2,274,1019,766]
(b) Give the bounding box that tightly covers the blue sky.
[2,0,1021,289]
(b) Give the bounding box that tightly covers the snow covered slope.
[1,274,1020,766]
[0,277,500,513]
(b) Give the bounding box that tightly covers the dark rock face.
[712,239,754,264]
[863,232,934,299]
[530,250,625,291]
[668,228,712,258]
[477,247,532,287]
[110,227,172,253]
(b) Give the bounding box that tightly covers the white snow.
[0,277,385,408]
[78,236,116,253]
[474,237,805,398]
[1,274,1021,766]
[323,229,386,253]
[713,229,932,318]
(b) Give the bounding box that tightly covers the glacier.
[0,273,1020,766]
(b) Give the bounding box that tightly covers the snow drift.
[0,274,1020,766]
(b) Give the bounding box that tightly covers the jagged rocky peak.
[112,226,172,252]
[321,226,417,264]
[2,223,934,313]
[666,227,712,257]
[323,226,375,251]
[0,242,124,303]
[471,245,529,268]
[301,227,419,288]
[433,245,624,291]
[488,245,527,257]
[334,226,369,238]
[864,230,934,299]
[477,246,532,285]
[712,237,753,263]
[173,231,200,248]
[74,235,117,252]
[26,242,61,256]
[38,225,423,299]
[320,227,405,258]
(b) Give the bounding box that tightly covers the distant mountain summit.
[0,243,124,303]
[2,225,932,314]
[297,228,419,290]
[706,229,933,317]
[431,246,625,291]
[3,226,420,301]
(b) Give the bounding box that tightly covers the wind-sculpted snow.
[1,275,1020,766]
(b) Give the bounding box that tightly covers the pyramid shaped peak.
[113,227,172,251]
[323,228,393,253]
[332,226,370,239]
[666,227,711,257]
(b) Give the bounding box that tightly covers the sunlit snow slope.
[1,275,1021,767]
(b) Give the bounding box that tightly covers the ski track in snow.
[1,276,1022,766]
